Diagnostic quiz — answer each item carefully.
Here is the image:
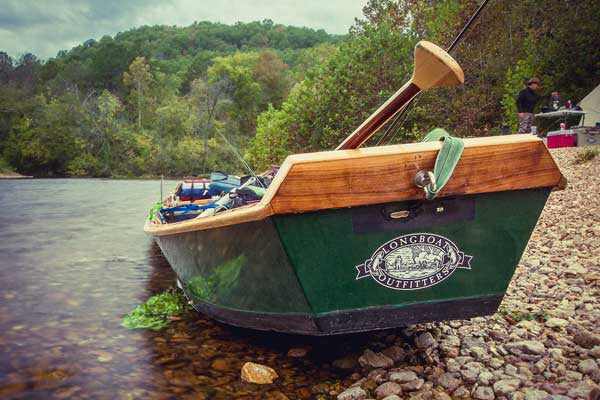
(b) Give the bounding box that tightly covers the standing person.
[516,77,540,133]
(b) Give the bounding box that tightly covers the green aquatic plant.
[121,291,192,330]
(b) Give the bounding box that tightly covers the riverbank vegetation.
[1,0,599,177]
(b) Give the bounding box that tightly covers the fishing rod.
[374,0,492,146]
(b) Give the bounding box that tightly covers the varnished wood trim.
[146,135,564,235]
[269,137,564,214]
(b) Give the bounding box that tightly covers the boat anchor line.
[355,233,473,291]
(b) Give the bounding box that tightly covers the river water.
[0,179,367,400]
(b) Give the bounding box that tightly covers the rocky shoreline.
[326,148,599,400]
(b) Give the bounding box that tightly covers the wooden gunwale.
[144,135,564,236]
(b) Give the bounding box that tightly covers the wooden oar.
[336,41,464,150]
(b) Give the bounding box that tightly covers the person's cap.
[528,77,540,84]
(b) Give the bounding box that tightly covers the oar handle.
[336,82,421,150]
[336,41,464,150]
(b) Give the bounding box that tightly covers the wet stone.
[240,362,278,384]
[367,368,388,384]
[381,346,405,362]
[374,382,402,400]
[400,378,423,392]
[287,348,308,358]
[415,332,437,349]
[388,370,417,383]
[358,350,393,369]
[337,386,367,400]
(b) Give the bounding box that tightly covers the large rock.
[479,371,494,386]
[333,355,359,370]
[567,381,598,399]
[574,332,600,349]
[359,349,394,369]
[493,378,521,396]
[460,368,479,384]
[522,388,550,400]
[578,359,598,374]
[415,332,436,349]
[505,341,546,355]
[437,372,461,391]
[401,379,423,392]
[545,318,569,328]
[473,386,495,400]
[382,346,405,362]
[337,386,368,400]
[388,370,417,383]
[240,362,278,384]
[367,368,388,384]
[374,382,402,400]
[453,386,471,399]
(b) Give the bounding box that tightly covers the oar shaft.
[336,82,421,150]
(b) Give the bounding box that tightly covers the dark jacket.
[516,86,538,113]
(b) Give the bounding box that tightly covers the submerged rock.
[374,382,401,399]
[240,362,278,384]
[337,386,368,400]
[359,350,394,369]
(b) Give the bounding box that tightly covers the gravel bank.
[331,148,599,400]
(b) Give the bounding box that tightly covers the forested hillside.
[2,1,599,177]
[0,20,340,176]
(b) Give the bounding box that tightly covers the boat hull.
[153,187,550,335]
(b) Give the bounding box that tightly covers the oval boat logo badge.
[355,233,473,290]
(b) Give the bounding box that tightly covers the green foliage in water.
[122,291,192,330]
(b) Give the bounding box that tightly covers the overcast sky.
[0,0,366,60]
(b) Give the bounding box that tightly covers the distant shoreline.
[0,172,33,179]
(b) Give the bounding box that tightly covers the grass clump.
[574,145,599,164]
[122,290,192,330]
[498,307,549,323]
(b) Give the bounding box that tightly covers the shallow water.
[0,179,372,400]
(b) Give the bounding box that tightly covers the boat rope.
[375,0,492,146]
[420,128,464,200]
[211,124,266,188]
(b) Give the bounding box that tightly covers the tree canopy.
[1,3,599,177]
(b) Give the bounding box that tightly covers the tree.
[208,52,260,134]
[253,50,290,108]
[123,56,153,129]
[188,77,232,172]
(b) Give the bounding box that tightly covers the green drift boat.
[145,41,565,335]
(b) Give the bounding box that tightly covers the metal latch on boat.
[416,128,465,200]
